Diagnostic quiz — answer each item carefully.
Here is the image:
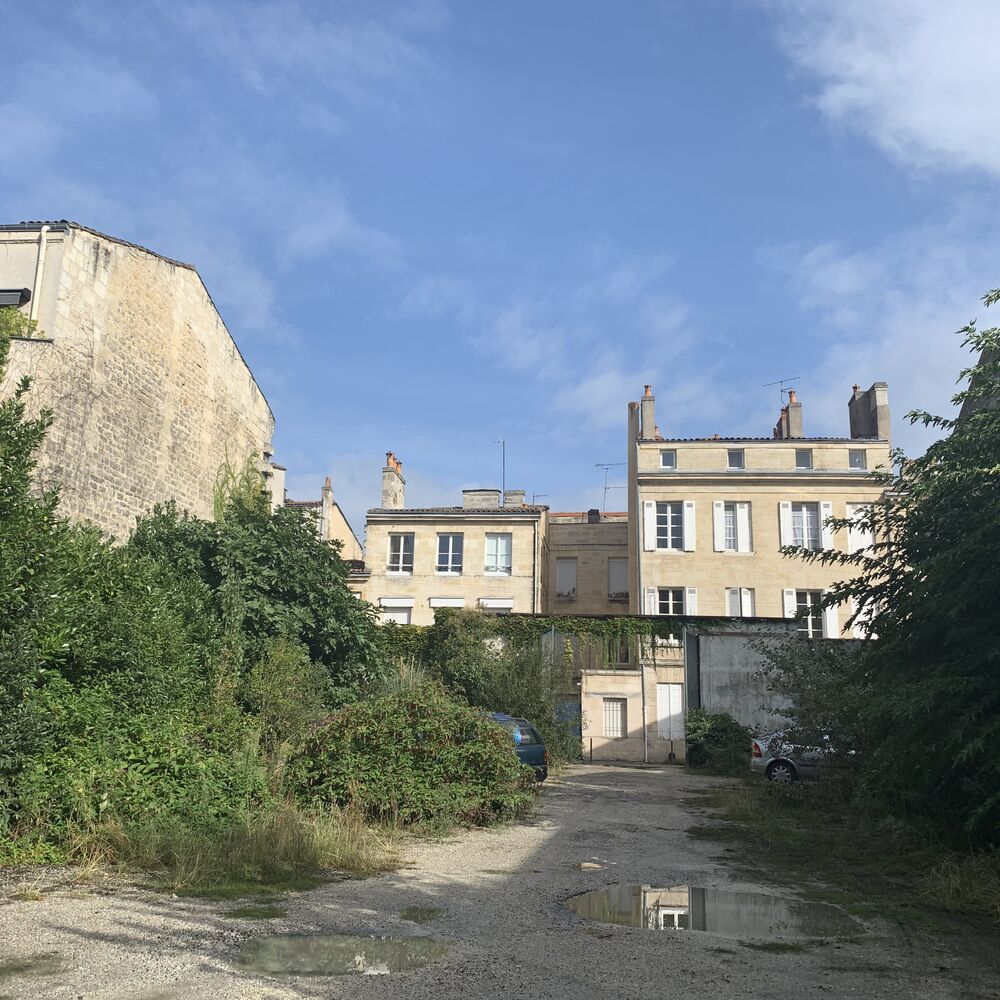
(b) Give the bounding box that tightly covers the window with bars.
[436,533,463,574]
[485,532,512,574]
[603,698,627,738]
[791,502,821,550]
[656,501,684,550]
[796,589,823,638]
[387,533,414,573]
[657,587,685,615]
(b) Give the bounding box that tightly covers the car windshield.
[497,719,541,745]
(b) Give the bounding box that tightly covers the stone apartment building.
[626,383,890,638]
[363,453,549,624]
[0,221,274,539]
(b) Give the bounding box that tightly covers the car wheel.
[766,760,797,783]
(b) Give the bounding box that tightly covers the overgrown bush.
[422,609,580,762]
[289,683,537,825]
[685,709,753,776]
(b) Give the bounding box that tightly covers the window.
[726,587,755,617]
[657,587,685,615]
[849,449,867,470]
[485,532,512,574]
[791,502,820,550]
[656,501,684,550]
[795,448,813,470]
[606,634,631,666]
[795,590,823,638]
[555,557,577,600]
[387,533,414,573]
[607,556,629,601]
[603,698,627,738]
[381,607,411,625]
[724,503,738,551]
[660,449,677,469]
[727,448,745,470]
[714,501,751,553]
[436,533,463,574]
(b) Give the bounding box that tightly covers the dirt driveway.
[1,765,996,999]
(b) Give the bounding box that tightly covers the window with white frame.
[436,533,463,574]
[791,502,820,550]
[727,448,745,470]
[795,589,823,638]
[714,500,751,552]
[485,532,512,574]
[555,558,577,600]
[724,503,738,550]
[607,556,628,601]
[795,448,813,469]
[657,587,685,615]
[603,698,627,738]
[656,501,684,550]
[381,606,411,625]
[849,449,867,470]
[726,587,755,617]
[387,533,414,573]
[660,449,677,469]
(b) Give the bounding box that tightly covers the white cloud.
[768,0,1000,176]
[400,275,478,321]
[763,207,999,454]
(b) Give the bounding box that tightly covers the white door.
[656,683,684,740]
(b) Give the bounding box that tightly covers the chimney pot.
[644,384,653,397]
[787,389,797,404]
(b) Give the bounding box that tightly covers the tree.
[786,291,1000,843]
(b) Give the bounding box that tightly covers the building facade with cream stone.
[363,453,549,625]
[0,220,274,540]
[626,382,891,638]
[546,510,630,616]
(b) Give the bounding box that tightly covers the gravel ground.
[1,765,997,1000]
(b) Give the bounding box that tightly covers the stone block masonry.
[0,222,274,539]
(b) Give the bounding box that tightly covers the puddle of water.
[0,953,64,980]
[236,934,449,977]
[564,885,862,939]
[400,906,443,924]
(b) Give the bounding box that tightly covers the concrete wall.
[0,223,274,539]
[546,512,629,615]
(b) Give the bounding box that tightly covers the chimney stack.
[640,385,656,440]
[381,451,406,509]
[503,489,526,507]
[773,389,804,438]
[848,382,891,440]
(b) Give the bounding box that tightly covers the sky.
[3,0,999,535]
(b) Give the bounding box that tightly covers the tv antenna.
[595,462,626,513]
[475,436,506,498]
[763,376,801,404]
[531,492,548,505]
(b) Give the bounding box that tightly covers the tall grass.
[69,803,396,894]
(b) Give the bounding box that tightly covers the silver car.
[750,732,824,783]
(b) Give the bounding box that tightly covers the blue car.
[490,713,549,781]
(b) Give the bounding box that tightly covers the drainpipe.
[636,435,649,764]
[29,225,50,323]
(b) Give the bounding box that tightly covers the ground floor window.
[603,697,627,739]
[796,589,823,638]
[381,607,411,625]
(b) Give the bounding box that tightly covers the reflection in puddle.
[400,906,444,924]
[565,885,862,938]
[236,934,449,977]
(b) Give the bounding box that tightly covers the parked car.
[490,713,548,781]
[750,732,825,783]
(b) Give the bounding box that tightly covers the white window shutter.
[820,501,834,549]
[683,500,696,551]
[643,501,657,552]
[736,502,752,552]
[712,501,725,552]
[644,586,657,615]
[847,503,874,554]
[782,588,797,618]
[779,501,793,547]
[726,587,740,616]
[822,591,838,637]
[741,588,754,616]
[684,587,698,615]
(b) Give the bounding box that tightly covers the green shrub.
[289,683,537,826]
[685,709,753,776]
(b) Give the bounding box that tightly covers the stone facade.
[627,384,891,637]
[0,221,274,539]
[362,456,548,625]
[547,511,629,615]
[281,476,365,564]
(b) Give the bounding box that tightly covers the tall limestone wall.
[1,225,274,539]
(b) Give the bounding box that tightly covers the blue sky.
[3,1,999,534]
